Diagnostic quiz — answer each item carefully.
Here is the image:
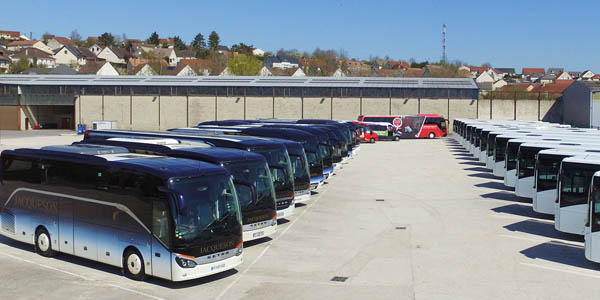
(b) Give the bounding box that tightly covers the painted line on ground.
[520,262,600,279]
[215,176,332,300]
[0,251,166,300]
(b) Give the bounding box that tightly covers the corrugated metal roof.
[0,75,478,89]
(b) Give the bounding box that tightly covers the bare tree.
[70,30,82,42]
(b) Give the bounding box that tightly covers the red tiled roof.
[180,58,212,70]
[0,30,20,38]
[522,68,545,75]
[8,40,39,46]
[469,66,491,73]
[388,61,409,69]
[53,37,75,46]
[530,80,574,94]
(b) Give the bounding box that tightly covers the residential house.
[568,72,582,80]
[291,68,306,77]
[217,46,230,54]
[130,64,156,76]
[259,66,272,76]
[163,64,197,76]
[528,72,544,83]
[179,58,211,76]
[152,48,177,66]
[469,66,491,77]
[458,65,470,74]
[331,68,346,77]
[97,47,129,65]
[252,48,265,56]
[175,49,195,64]
[265,55,300,69]
[53,45,97,67]
[46,37,76,50]
[10,48,56,68]
[522,68,545,78]
[78,61,119,76]
[592,75,600,81]
[495,68,516,77]
[530,80,575,94]
[492,79,508,90]
[538,73,557,84]
[7,40,53,54]
[0,30,21,40]
[385,61,409,70]
[22,65,77,75]
[555,72,573,81]
[159,38,175,48]
[0,50,10,73]
[475,70,497,84]
[344,60,371,76]
[374,69,402,77]
[300,58,327,75]
[547,68,564,75]
[130,43,156,57]
[89,44,103,56]
[582,70,595,80]
[403,68,425,78]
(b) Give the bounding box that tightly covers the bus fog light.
[175,256,197,268]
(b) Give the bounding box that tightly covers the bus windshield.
[536,155,565,192]
[560,164,596,208]
[169,175,241,250]
[224,160,276,211]
[518,147,542,179]
[506,142,521,171]
[494,138,509,162]
[254,148,295,197]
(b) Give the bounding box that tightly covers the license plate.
[210,263,226,271]
[296,190,310,196]
[253,231,264,238]
[277,212,284,217]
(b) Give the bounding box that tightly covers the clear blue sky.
[2,0,599,72]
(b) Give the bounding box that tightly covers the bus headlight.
[236,244,243,256]
[175,256,197,268]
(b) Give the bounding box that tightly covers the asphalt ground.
[1,134,599,300]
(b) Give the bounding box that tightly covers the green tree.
[147,31,160,45]
[98,32,116,47]
[208,31,220,51]
[227,54,262,76]
[173,36,186,50]
[9,57,32,74]
[191,33,206,50]
[231,43,253,55]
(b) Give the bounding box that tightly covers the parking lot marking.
[215,183,330,300]
[0,251,166,300]
[520,262,600,279]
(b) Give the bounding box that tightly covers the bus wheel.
[123,248,147,281]
[369,138,375,143]
[428,132,435,139]
[393,136,400,141]
[35,227,56,257]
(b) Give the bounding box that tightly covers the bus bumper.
[504,169,517,187]
[493,161,505,177]
[310,175,325,191]
[533,189,556,215]
[171,251,243,282]
[243,219,277,242]
[294,189,311,203]
[515,177,534,198]
[323,167,334,178]
[277,202,295,219]
[555,204,587,235]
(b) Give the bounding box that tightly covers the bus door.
[586,176,600,262]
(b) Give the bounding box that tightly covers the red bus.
[357,114,448,138]
[353,122,379,143]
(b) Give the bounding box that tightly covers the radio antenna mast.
[442,24,447,63]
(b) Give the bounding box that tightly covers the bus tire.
[35,227,56,257]
[369,138,375,143]
[428,132,435,139]
[123,248,147,281]
[393,136,400,141]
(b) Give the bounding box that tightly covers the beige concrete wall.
[448,99,478,131]
[0,106,19,130]
[160,96,187,130]
[246,97,274,119]
[477,99,491,120]
[332,97,360,120]
[303,97,331,119]
[131,96,159,130]
[188,96,216,125]
[361,98,389,115]
[391,98,419,115]
[216,96,244,120]
[420,98,449,117]
[103,95,131,129]
[491,99,515,120]
[274,97,302,119]
[79,95,103,127]
[515,99,539,121]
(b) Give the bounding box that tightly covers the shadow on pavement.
[481,191,531,203]
[459,161,486,166]
[520,242,598,271]
[504,219,581,242]
[464,167,492,172]
[468,172,501,179]
[476,181,513,191]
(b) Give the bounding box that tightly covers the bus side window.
[2,156,41,184]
